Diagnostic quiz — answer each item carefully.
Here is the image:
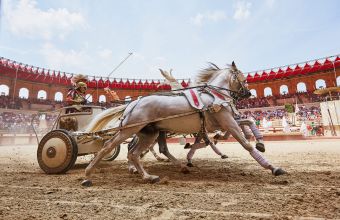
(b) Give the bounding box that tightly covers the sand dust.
[0,139,339,219]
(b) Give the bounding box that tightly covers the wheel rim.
[103,147,119,160]
[102,145,120,161]
[37,129,77,174]
[41,137,68,168]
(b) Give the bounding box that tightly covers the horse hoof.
[144,175,160,184]
[184,143,191,149]
[272,167,287,176]
[129,167,138,174]
[256,143,265,152]
[181,166,190,174]
[151,176,160,184]
[221,155,228,159]
[187,162,194,167]
[81,179,92,187]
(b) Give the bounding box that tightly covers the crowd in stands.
[236,97,270,109]
[235,91,339,109]
[0,89,338,134]
[0,111,57,133]
[241,106,321,121]
[0,95,23,109]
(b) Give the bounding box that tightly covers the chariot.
[37,105,122,174]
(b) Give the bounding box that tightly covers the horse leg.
[186,136,206,167]
[209,142,228,159]
[221,114,286,176]
[127,135,167,173]
[239,119,265,152]
[127,135,140,174]
[139,149,150,159]
[157,131,173,161]
[149,142,167,162]
[128,141,167,173]
[128,130,161,183]
[239,124,252,141]
[202,133,228,159]
[82,126,144,187]
[213,131,224,144]
[157,131,190,173]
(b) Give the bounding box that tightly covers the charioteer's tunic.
[66,88,87,106]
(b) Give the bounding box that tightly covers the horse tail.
[159,69,183,90]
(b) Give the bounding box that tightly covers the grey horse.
[82,62,286,186]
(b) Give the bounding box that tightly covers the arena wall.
[0,76,155,103]
[1,55,339,102]
[248,69,339,97]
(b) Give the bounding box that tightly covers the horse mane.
[195,62,222,84]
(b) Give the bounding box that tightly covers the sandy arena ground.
[0,139,339,219]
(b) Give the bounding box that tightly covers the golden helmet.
[76,81,87,89]
[71,74,88,86]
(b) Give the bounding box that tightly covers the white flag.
[295,99,299,114]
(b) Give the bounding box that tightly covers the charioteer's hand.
[74,96,86,103]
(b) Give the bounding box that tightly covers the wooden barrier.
[0,133,42,146]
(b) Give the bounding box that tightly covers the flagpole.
[294,98,299,126]
[96,77,98,104]
[12,64,20,101]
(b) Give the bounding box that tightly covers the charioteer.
[66,74,89,113]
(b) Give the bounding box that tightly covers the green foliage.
[284,103,294,113]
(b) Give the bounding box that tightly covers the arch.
[264,87,272,97]
[54,92,63,101]
[280,85,289,95]
[85,94,93,102]
[297,82,307,92]
[250,89,257,97]
[0,84,9,96]
[37,90,47,99]
[337,76,340,86]
[315,79,326,89]
[19,88,29,99]
[99,95,106,103]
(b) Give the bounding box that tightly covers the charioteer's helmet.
[76,81,87,89]
[71,74,88,86]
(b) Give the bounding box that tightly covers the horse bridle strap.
[206,85,240,96]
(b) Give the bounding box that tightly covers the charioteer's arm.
[104,87,120,102]
[66,90,86,105]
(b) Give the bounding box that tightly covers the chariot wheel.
[102,145,121,161]
[37,129,78,174]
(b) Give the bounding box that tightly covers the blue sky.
[1,0,340,80]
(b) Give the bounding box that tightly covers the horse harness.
[181,86,240,141]
[75,85,240,140]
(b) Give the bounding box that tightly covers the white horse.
[82,62,286,186]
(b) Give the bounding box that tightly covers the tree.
[284,103,294,113]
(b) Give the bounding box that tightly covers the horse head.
[196,62,251,100]
[229,61,251,99]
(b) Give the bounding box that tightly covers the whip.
[107,52,133,78]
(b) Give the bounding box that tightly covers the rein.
[206,84,240,97]
[154,84,242,98]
